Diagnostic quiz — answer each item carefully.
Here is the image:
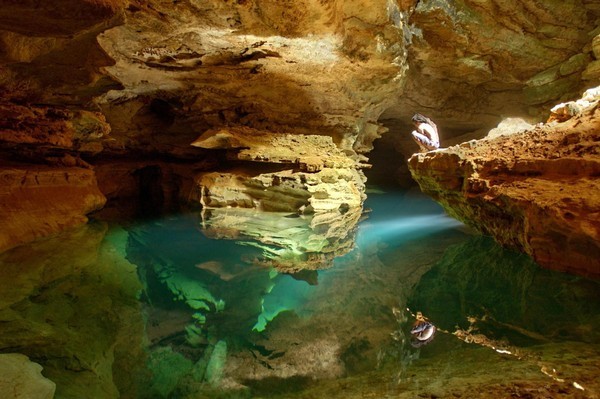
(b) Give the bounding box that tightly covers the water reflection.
[0,224,146,399]
[0,190,598,398]
[199,205,362,272]
[392,235,600,397]
[356,190,463,247]
[408,236,600,346]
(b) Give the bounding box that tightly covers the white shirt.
[417,123,439,145]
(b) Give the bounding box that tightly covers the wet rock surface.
[0,224,145,399]
[0,354,55,399]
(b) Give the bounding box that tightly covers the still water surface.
[0,190,599,398]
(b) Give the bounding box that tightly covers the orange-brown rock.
[0,165,106,252]
[0,0,124,37]
[408,90,600,277]
[383,0,600,132]
[1,0,600,266]
[0,0,125,107]
[0,103,110,148]
[95,0,404,159]
[191,126,357,170]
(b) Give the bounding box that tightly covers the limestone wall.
[408,88,600,277]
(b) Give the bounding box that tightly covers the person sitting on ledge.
[411,113,440,152]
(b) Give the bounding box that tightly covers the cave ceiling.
[1,0,599,159]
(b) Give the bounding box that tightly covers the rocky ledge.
[189,126,366,271]
[408,88,600,277]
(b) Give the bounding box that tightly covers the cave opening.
[364,118,419,190]
[134,165,165,218]
[148,98,179,124]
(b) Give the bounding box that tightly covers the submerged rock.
[0,224,146,399]
[0,353,56,399]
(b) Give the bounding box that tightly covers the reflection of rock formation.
[200,206,362,272]
[221,227,468,393]
[0,223,145,399]
[408,88,600,277]
[123,215,277,396]
[118,194,462,397]
[408,236,600,345]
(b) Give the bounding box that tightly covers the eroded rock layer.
[0,165,106,252]
[0,0,599,267]
[408,89,600,277]
[188,126,366,270]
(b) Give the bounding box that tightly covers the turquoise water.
[0,190,599,398]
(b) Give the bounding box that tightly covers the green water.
[0,190,599,398]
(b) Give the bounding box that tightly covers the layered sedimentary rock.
[0,0,122,249]
[189,126,365,270]
[0,0,599,269]
[408,88,600,277]
[0,165,106,252]
[95,0,404,158]
[190,127,365,211]
[383,0,600,131]
[0,0,124,105]
[0,103,111,251]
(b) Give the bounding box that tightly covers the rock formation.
[188,126,365,270]
[0,353,56,399]
[1,0,599,258]
[0,164,106,252]
[408,88,600,277]
[2,2,600,398]
[383,0,600,131]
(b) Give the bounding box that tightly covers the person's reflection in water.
[410,311,437,348]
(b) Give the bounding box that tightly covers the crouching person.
[411,113,440,152]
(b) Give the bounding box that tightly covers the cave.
[134,165,165,218]
[0,1,599,398]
